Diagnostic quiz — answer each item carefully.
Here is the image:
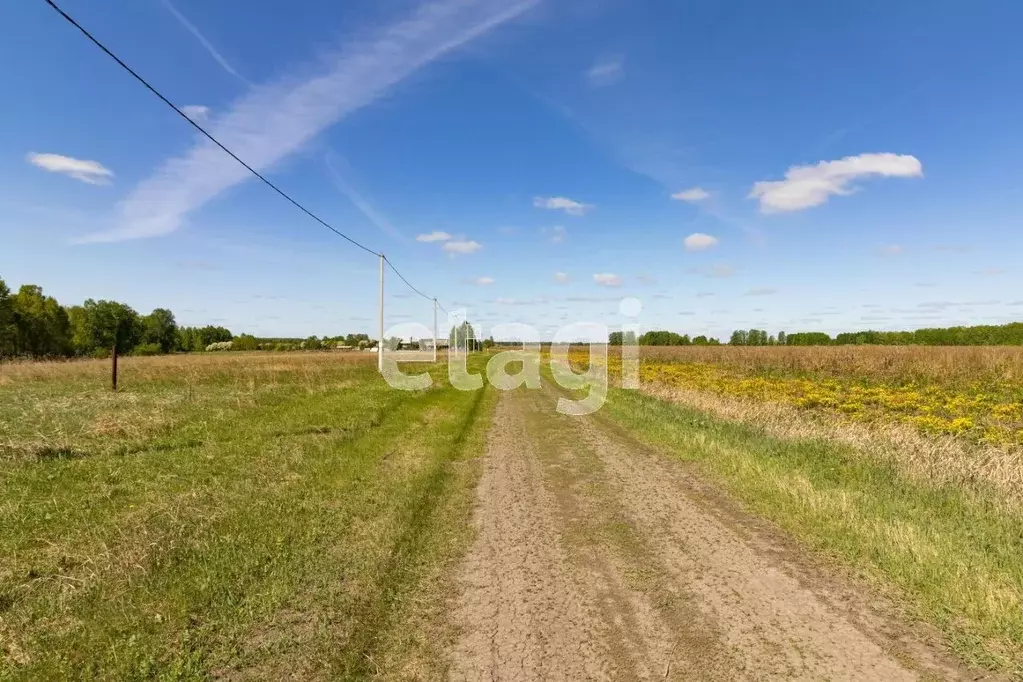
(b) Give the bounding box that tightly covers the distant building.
[419,338,450,351]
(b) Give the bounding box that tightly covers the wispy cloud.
[160,0,247,82]
[549,225,567,243]
[443,239,482,255]
[416,231,452,242]
[85,0,536,243]
[27,153,113,185]
[181,105,210,121]
[749,153,922,213]
[745,287,778,296]
[554,271,571,283]
[688,263,735,279]
[472,276,495,285]
[593,273,622,287]
[683,232,718,251]
[586,56,624,87]
[876,244,904,256]
[672,187,709,203]
[325,153,402,240]
[533,196,593,216]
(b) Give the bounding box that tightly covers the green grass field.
[5,349,1023,678]
[0,353,493,680]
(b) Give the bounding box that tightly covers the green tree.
[608,331,624,346]
[304,335,322,350]
[0,278,15,357]
[11,285,72,357]
[76,299,143,354]
[777,331,787,346]
[142,308,178,354]
[233,334,258,351]
[449,321,479,350]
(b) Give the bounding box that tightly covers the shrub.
[131,342,163,357]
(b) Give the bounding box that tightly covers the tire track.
[447,385,971,680]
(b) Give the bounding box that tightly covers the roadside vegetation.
[575,345,1023,674]
[0,352,493,679]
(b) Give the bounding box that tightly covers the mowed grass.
[598,385,1023,675]
[0,352,493,680]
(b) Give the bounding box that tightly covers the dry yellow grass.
[639,344,1023,385]
[641,382,1023,505]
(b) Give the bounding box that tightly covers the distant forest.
[0,278,372,360]
[5,277,1023,360]
[612,323,1023,347]
[725,324,1023,346]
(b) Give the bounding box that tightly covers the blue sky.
[2,0,1022,341]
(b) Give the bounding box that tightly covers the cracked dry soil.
[446,384,971,681]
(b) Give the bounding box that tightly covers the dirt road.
[447,384,969,681]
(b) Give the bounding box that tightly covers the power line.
[41,0,450,316]
[384,256,432,302]
[43,0,378,257]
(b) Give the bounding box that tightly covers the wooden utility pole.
[111,344,118,391]
[378,254,385,372]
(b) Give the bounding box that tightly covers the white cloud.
[82,0,536,243]
[416,231,451,242]
[586,57,624,87]
[533,196,593,216]
[473,276,495,285]
[672,187,709,203]
[683,232,718,251]
[745,287,778,296]
[324,153,402,240]
[550,225,567,243]
[749,153,923,213]
[181,105,210,121]
[160,0,246,82]
[554,272,571,283]
[593,273,622,287]
[443,239,482,255]
[877,244,904,256]
[27,153,113,185]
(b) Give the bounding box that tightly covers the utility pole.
[378,254,384,372]
[433,298,438,362]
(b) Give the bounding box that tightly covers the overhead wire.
[41,0,449,315]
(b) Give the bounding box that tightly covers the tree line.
[728,323,1023,346]
[604,321,1023,348]
[0,277,378,360]
[608,330,722,346]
